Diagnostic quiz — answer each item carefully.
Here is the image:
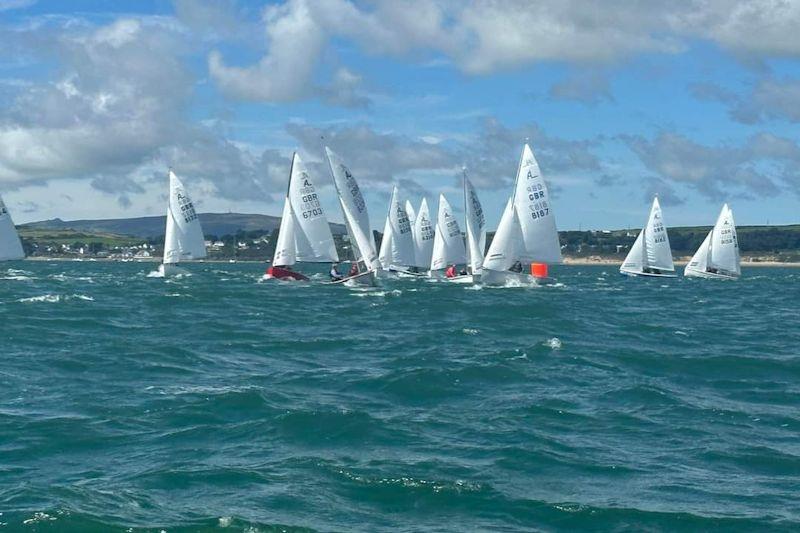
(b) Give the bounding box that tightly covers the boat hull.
[263,266,309,281]
[159,263,189,277]
[684,268,738,279]
[481,269,539,286]
[620,269,677,278]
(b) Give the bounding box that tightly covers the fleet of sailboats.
[159,170,207,277]
[620,197,676,278]
[0,142,749,285]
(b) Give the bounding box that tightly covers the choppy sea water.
[1,261,799,532]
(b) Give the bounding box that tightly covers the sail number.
[176,192,198,223]
[395,205,412,234]
[469,191,485,227]
[526,183,551,220]
[342,166,366,213]
[651,221,666,243]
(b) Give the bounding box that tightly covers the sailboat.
[685,204,740,279]
[265,153,339,281]
[0,194,25,261]
[159,170,206,276]
[482,143,562,286]
[377,186,416,276]
[325,146,379,286]
[620,196,676,278]
[410,198,435,274]
[463,170,486,282]
[429,193,468,281]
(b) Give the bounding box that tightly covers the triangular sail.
[710,204,740,275]
[325,147,379,270]
[405,200,416,227]
[163,170,206,264]
[483,198,521,272]
[288,153,338,263]
[514,144,562,264]
[643,197,674,271]
[273,197,298,266]
[412,198,435,268]
[685,230,711,275]
[464,173,486,274]
[379,186,415,268]
[0,195,24,261]
[431,194,466,270]
[620,230,646,274]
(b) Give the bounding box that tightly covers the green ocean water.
[1,261,799,532]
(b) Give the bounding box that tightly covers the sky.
[0,0,799,231]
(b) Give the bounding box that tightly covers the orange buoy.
[531,262,548,278]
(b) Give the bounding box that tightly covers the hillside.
[22,212,346,239]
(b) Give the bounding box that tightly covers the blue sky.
[0,0,799,231]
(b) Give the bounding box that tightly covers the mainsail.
[325,147,379,270]
[430,194,466,270]
[620,197,674,275]
[483,143,561,274]
[686,203,740,277]
[412,198,435,269]
[163,170,206,264]
[0,194,25,261]
[378,186,414,268]
[463,172,486,274]
[273,153,338,266]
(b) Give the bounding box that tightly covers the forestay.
[431,194,466,270]
[325,147,379,270]
[464,173,486,274]
[0,194,24,261]
[163,170,206,264]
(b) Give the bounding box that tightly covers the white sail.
[163,170,206,264]
[514,144,563,264]
[325,147,379,270]
[483,198,521,272]
[412,198,435,269]
[405,200,417,227]
[464,173,486,274]
[379,186,415,268]
[685,230,711,275]
[287,153,338,263]
[620,230,645,274]
[710,204,740,275]
[431,194,466,270]
[273,197,299,266]
[643,197,674,271]
[0,195,24,261]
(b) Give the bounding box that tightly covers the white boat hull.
[159,263,189,277]
[481,269,538,286]
[684,268,738,279]
[620,269,677,278]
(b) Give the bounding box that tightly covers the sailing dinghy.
[0,194,25,261]
[429,193,468,281]
[482,143,562,286]
[685,204,740,279]
[265,153,339,281]
[463,170,486,282]
[325,147,379,286]
[620,197,676,278]
[377,186,416,276]
[159,170,206,276]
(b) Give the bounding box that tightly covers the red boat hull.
[265,266,309,281]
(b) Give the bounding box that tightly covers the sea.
[1,261,799,532]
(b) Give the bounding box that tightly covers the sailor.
[348,262,360,277]
[509,261,523,273]
[329,263,343,281]
[445,264,457,278]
